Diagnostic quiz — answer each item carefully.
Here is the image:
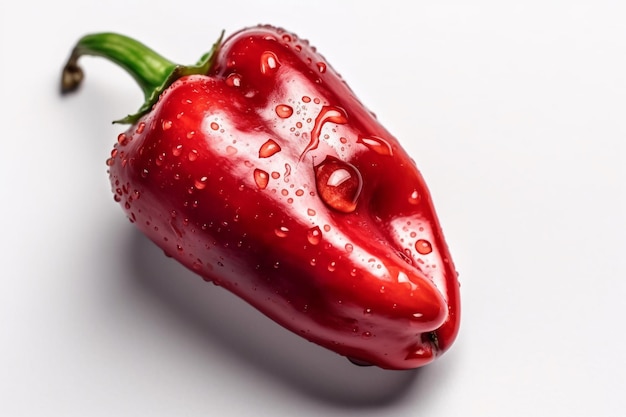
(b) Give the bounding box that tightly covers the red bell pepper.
[61,25,460,370]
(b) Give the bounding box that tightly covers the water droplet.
[364,308,372,316]
[361,331,372,339]
[259,139,281,158]
[398,250,413,265]
[283,163,292,182]
[408,190,420,205]
[274,226,289,238]
[226,145,237,155]
[302,96,311,103]
[345,243,354,253]
[300,106,348,160]
[260,51,280,74]
[186,131,196,139]
[210,122,219,131]
[316,62,327,73]
[307,226,322,245]
[162,120,172,130]
[415,239,433,255]
[172,144,183,156]
[226,73,242,87]
[117,133,128,146]
[295,189,304,197]
[271,171,281,179]
[194,176,208,190]
[357,135,393,156]
[307,208,316,216]
[275,104,293,118]
[188,149,199,161]
[253,169,269,189]
[136,122,146,134]
[327,261,336,272]
[314,156,362,213]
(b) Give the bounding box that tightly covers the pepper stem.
[61,31,224,124]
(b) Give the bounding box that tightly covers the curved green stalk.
[61,31,224,124]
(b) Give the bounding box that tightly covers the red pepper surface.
[62,25,460,370]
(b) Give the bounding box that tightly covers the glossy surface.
[7,2,626,414]
[107,25,459,369]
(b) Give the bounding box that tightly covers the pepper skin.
[61,25,460,370]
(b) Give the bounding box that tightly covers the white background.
[2,1,625,416]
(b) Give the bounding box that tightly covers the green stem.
[61,31,223,124]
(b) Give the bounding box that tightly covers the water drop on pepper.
[314,156,362,213]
